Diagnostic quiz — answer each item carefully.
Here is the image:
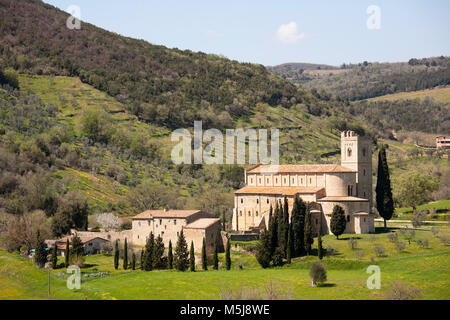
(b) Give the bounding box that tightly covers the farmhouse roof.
[184,218,220,229]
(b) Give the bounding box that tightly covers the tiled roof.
[58,235,109,244]
[132,209,201,219]
[247,164,355,174]
[319,196,368,202]
[235,186,324,196]
[184,218,220,229]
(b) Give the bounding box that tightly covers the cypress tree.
[286,222,293,264]
[277,199,289,256]
[255,230,272,268]
[34,230,48,268]
[114,240,119,270]
[318,231,324,260]
[201,237,207,270]
[123,238,128,270]
[168,240,173,269]
[143,232,154,271]
[376,145,394,230]
[140,250,144,270]
[267,204,277,257]
[291,195,306,257]
[222,212,226,231]
[330,205,347,239]
[51,244,58,269]
[131,252,136,270]
[174,230,189,271]
[304,204,314,255]
[189,241,195,272]
[153,235,165,269]
[71,234,84,258]
[212,237,219,270]
[269,203,278,258]
[65,238,70,267]
[225,239,231,270]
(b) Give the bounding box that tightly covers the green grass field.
[368,86,450,104]
[1,226,449,300]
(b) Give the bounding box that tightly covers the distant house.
[46,235,109,256]
[436,136,450,149]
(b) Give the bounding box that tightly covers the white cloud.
[276,22,305,44]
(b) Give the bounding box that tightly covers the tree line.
[255,196,347,268]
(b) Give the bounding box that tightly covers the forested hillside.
[0,0,325,130]
[269,57,450,101]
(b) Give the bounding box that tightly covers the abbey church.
[232,131,376,235]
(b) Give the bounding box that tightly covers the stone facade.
[131,210,222,253]
[232,131,376,235]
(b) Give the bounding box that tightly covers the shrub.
[374,245,385,257]
[272,247,285,267]
[309,262,327,287]
[394,241,406,252]
[430,227,440,237]
[385,281,422,300]
[439,236,449,245]
[348,237,358,250]
[325,245,338,257]
[387,232,398,242]
[220,282,292,300]
[354,249,364,260]
[412,211,427,228]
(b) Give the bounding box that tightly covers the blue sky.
[44,0,450,66]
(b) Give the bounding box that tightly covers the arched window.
[347,148,352,157]
[256,199,259,204]
[347,215,350,222]
[362,148,366,157]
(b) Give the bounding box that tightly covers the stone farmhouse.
[436,136,450,149]
[232,131,376,235]
[46,235,109,256]
[131,209,223,253]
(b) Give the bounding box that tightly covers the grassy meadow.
[1,225,449,300]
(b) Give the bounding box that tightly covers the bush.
[412,211,427,228]
[394,241,406,252]
[272,247,284,267]
[347,237,358,250]
[374,245,385,257]
[430,227,440,237]
[387,232,398,243]
[416,238,429,248]
[325,245,338,257]
[385,281,422,300]
[309,262,327,287]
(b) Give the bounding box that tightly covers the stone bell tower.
[340,131,373,210]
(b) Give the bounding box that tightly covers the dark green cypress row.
[65,238,70,267]
[114,240,119,270]
[189,241,195,272]
[201,238,208,270]
[212,237,219,270]
[51,244,58,269]
[131,252,136,270]
[123,238,128,270]
[225,239,231,270]
[304,204,314,255]
[376,145,394,230]
[174,230,189,271]
[168,240,173,269]
[34,230,48,268]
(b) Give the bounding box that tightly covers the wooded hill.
[269,57,450,101]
